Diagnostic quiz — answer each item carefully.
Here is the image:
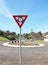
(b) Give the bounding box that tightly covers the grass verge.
[0,36,9,42]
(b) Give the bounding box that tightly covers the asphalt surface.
[0,41,48,65]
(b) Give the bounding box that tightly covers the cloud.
[0,0,13,20]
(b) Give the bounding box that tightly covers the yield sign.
[13,15,28,28]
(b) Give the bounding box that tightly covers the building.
[44,35,48,42]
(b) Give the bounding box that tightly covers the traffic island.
[2,42,45,47]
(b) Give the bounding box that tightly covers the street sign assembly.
[13,15,28,28]
[13,15,28,65]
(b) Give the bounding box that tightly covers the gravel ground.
[0,42,48,65]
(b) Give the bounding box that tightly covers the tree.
[38,31,42,37]
[6,30,10,36]
[45,32,48,35]
[9,32,16,40]
[0,31,5,36]
[0,30,2,36]
[24,33,30,39]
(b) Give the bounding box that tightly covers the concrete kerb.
[2,42,45,48]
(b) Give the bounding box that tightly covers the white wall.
[44,39,48,42]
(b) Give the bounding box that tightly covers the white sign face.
[18,17,23,22]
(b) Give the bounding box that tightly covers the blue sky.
[0,0,48,34]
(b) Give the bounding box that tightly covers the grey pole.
[19,28,22,65]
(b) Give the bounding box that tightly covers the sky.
[0,0,48,34]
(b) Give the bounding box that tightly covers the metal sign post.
[13,15,28,65]
[19,28,22,65]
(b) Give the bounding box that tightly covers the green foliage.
[38,31,42,37]
[34,40,44,43]
[0,30,16,40]
[24,33,30,39]
[7,35,16,40]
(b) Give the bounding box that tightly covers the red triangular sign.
[13,15,28,28]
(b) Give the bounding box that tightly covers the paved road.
[0,41,48,65]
